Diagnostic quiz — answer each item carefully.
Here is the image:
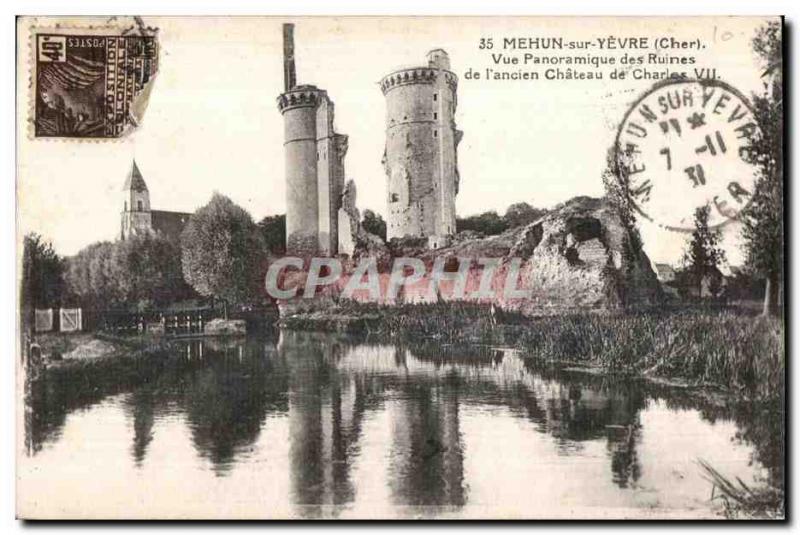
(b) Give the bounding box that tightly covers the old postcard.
[16,16,785,520]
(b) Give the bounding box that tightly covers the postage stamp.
[31,26,158,139]
[614,78,762,231]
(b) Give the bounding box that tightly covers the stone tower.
[120,160,152,240]
[380,49,462,248]
[277,24,348,255]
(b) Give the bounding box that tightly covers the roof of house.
[122,160,148,192]
[654,263,676,276]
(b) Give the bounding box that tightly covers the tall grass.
[518,311,784,398]
[698,459,784,519]
[282,300,527,342]
[281,300,784,398]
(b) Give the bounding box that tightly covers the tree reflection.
[183,338,287,475]
[23,331,783,513]
[125,386,156,466]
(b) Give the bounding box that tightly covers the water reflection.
[22,331,781,518]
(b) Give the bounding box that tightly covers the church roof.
[151,210,192,242]
[123,160,148,192]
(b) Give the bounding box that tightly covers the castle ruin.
[277,24,348,255]
[380,49,462,248]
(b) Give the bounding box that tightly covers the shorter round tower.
[380,49,461,247]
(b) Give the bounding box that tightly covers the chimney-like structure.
[283,23,296,92]
[277,24,348,255]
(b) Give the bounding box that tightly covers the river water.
[20,331,782,519]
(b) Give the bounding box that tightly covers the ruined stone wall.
[381,51,460,245]
[316,98,334,255]
[315,97,347,255]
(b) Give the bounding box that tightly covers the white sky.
[17,16,774,266]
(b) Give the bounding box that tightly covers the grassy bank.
[280,301,528,341]
[281,301,784,399]
[517,310,784,399]
[31,331,170,363]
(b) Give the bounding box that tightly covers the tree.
[504,202,544,228]
[21,234,65,325]
[257,214,286,256]
[456,211,508,236]
[110,233,191,309]
[65,241,116,307]
[181,194,267,314]
[741,20,783,316]
[362,209,387,241]
[602,147,644,277]
[65,235,191,310]
[683,205,725,298]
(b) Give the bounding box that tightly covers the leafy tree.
[504,202,545,228]
[601,146,647,297]
[21,233,65,324]
[362,209,387,241]
[111,233,190,309]
[65,235,191,310]
[741,20,783,316]
[602,148,642,252]
[683,205,725,298]
[456,211,508,236]
[257,214,286,256]
[65,241,116,307]
[181,194,267,314]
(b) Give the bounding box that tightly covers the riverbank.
[31,331,170,365]
[280,301,785,518]
[280,301,784,400]
[24,304,784,519]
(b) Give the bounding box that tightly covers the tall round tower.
[277,24,347,255]
[278,86,323,253]
[380,49,462,247]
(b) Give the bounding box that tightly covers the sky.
[17,16,774,266]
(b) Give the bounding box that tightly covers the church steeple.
[123,160,149,193]
[120,159,153,239]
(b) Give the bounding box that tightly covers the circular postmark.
[614,79,762,231]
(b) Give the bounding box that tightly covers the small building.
[654,263,676,283]
[120,160,192,242]
[685,267,727,299]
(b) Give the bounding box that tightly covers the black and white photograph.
[13,14,786,520]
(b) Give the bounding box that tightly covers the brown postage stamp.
[28,20,159,139]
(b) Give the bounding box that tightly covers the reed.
[281,300,784,398]
[517,310,784,398]
[698,459,784,519]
